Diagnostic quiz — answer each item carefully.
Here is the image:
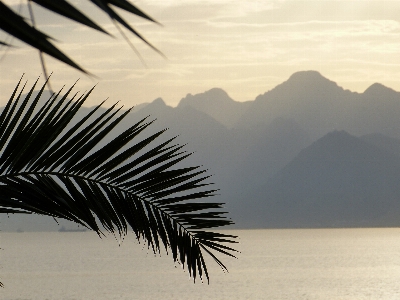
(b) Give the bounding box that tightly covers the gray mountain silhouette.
[247,131,400,228]
[235,70,400,140]
[3,71,400,230]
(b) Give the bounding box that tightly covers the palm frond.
[0,0,162,73]
[0,2,87,73]
[31,0,110,35]
[0,76,238,283]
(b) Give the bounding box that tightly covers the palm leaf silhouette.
[0,0,163,73]
[0,77,237,283]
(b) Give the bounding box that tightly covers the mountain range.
[3,70,400,230]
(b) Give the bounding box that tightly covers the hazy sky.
[0,0,399,107]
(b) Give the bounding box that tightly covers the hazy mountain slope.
[127,98,231,168]
[360,133,400,158]
[222,118,311,195]
[246,131,400,228]
[354,83,400,139]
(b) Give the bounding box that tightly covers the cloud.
[1,0,400,107]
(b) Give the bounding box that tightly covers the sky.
[0,0,400,108]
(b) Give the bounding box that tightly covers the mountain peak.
[177,88,249,128]
[287,70,327,82]
[319,129,358,145]
[270,70,340,94]
[364,83,395,96]
[306,130,356,154]
[204,87,230,97]
[150,97,167,106]
[178,88,232,107]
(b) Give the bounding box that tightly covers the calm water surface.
[1,228,400,299]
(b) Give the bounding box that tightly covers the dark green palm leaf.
[0,77,238,283]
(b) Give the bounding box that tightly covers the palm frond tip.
[0,76,238,283]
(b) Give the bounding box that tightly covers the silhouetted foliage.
[0,0,164,73]
[0,76,237,285]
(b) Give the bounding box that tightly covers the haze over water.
[2,228,400,299]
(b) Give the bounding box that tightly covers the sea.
[1,228,400,300]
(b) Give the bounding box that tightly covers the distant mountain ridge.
[235,71,400,139]
[170,70,400,140]
[3,70,400,230]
